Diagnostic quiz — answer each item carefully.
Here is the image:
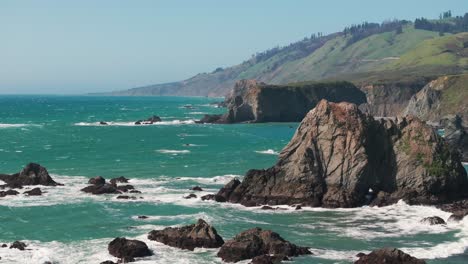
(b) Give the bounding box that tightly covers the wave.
[0,123,40,128]
[157,149,190,154]
[255,149,280,155]
[74,120,196,127]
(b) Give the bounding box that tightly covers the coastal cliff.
[215,100,468,208]
[199,80,367,123]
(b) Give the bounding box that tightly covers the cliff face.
[403,74,468,125]
[217,100,467,208]
[215,80,367,123]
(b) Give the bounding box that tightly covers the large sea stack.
[215,100,467,208]
[0,163,61,187]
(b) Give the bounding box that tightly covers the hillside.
[110,16,468,97]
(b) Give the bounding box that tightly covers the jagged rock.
[250,255,288,264]
[110,176,129,185]
[10,241,27,250]
[88,176,106,185]
[215,100,468,208]
[81,184,120,195]
[183,193,197,199]
[0,163,61,187]
[24,188,42,196]
[420,216,446,225]
[354,248,426,264]
[0,189,19,197]
[201,194,226,202]
[217,228,311,262]
[148,219,224,251]
[108,237,152,262]
[191,186,203,191]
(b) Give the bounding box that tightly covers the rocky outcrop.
[217,227,311,262]
[0,163,61,187]
[199,80,366,123]
[0,189,19,197]
[135,115,162,125]
[215,100,468,208]
[81,183,120,195]
[420,216,446,225]
[108,237,152,263]
[10,241,27,251]
[403,74,468,125]
[355,248,426,264]
[88,176,106,185]
[147,219,224,251]
[437,199,468,221]
[438,115,467,161]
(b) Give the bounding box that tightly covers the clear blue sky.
[1,0,467,94]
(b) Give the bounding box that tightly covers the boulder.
[191,186,203,191]
[145,115,162,123]
[148,219,224,251]
[116,185,135,192]
[217,228,311,262]
[117,195,136,200]
[0,163,61,187]
[196,114,227,124]
[137,215,149,219]
[100,261,117,264]
[99,121,108,125]
[215,100,468,208]
[81,183,120,195]
[438,115,467,161]
[108,237,152,262]
[10,241,27,250]
[448,213,465,222]
[110,176,129,185]
[201,194,226,202]
[183,193,197,199]
[0,189,19,197]
[24,188,42,196]
[420,216,446,225]
[354,248,426,264]
[88,176,106,185]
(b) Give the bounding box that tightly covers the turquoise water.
[0,96,466,263]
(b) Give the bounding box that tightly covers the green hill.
[111,16,468,97]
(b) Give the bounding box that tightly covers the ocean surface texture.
[0,96,467,264]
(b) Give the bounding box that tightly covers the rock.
[137,215,149,219]
[183,193,197,199]
[217,228,311,262]
[129,190,142,194]
[81,183,120,195]
[261,206,275,210]
[436,198,468,218]
[145,115,162,123]
[24,187,42,196]
[88,176,106,185]
[1,244,7,247]
[354,248,426,264]
[295,205,302,210]
[196,114,227,124]
[191,186,203,191]
[420,216,446,225]
[108,237,152,262]
[110,176,129,185]
[10,241,27,250]
[0,189,19,197]
[0,163,61,187]
[250,254,288,264]
[116,185,135,192]
[438,115,467,161]
[134,120,142,125]
[448,213,465,222]
[148,219,224,251]
[117,195,136,200]
[201,194,226,202]
[215,100,468,208]
[100,261,117,264]
[99,121,108,125]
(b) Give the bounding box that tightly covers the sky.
[1,0,467,94]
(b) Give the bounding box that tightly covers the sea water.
[0,95,466,263]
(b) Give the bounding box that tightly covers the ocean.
[0,95,467,263]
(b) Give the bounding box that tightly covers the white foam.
[255,149,280,155]
[157,149,190,154]
[0,123,39,128]
[74,120,196,127]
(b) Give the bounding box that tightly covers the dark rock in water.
[24,187,42,196]
[201,194,226,202]
[116,185,135,192]
[148,219,224,251]
[448,213,465,222]
[356,252,366,258]
[261,205,275,210]
[145,115,162,123]
[88,176,106,185]
[99,121,108,125]
[10,241,27,250]
[191,186,203,191]
[295,205,302,210]
[354,248,426,264]
[196,114,227,124]
[1,244,7,247]
[81,183,120,195]
[438,115,467,161]
[134,120,142,125]
[108,237,152,262]
[183,193,197,199]
[436,199,468,219]
[129,190,142,194]
[0,189,19,197]
[117,195,136,200]
[110,176,129,185]
[137,215,148,219]
[217,227,311,262]
[420,216,446,225]
[0,163,62,187]
[215,100,468,208]
[100,261,117,264]
[250,255,288,264]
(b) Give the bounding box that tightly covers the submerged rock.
[354,248,426,264]
[24,187,42,196]
[215,100,468,208]
[420,216,446,225]
[217,227,311,262]
[108,237,152,262]
[0,163,61,187]
[148,219,224,251]
[10,241,27,251]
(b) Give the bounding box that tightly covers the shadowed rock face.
[215,100,467,208]
[147,219,224,251]
[0,163,61,187]
[354,248,426,264]
[217,228,311,262]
